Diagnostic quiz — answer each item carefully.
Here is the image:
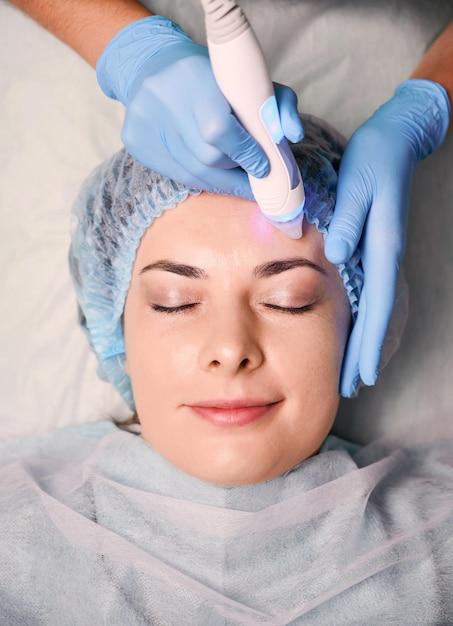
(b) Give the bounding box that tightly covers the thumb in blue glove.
[325,79,451,397]
[96,16,304,198]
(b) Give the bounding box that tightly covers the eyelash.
[151,303,314,315]
[263,303,314,315]
[151,303,198,314]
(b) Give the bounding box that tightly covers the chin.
[185,452,303,487]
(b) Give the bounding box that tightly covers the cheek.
[124,303,195,402]
[276,309,349,406]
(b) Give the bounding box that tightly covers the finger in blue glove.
[326,79,451,396]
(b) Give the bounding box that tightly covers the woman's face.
[124,193,350,485]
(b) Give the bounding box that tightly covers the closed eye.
[151,303,199,314]
[263,303,314,314]
[151,302,314,315]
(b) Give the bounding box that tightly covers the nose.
[198,305,264,375]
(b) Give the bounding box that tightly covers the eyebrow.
[254,258,327,278]
[140,260,208,279]
[140,257,327,279]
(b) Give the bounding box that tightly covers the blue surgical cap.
[69,114,363,409]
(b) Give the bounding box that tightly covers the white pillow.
[0,4,130,435]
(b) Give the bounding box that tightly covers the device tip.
[270,212,304,239]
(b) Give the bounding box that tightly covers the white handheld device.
[200,0,305,238]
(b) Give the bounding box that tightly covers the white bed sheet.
[0,0,452,442]
[0,2,130,435]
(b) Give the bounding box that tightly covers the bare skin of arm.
[7,0,153,67]
[411,20,453,130]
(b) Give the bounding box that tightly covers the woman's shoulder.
[0,419,119,467]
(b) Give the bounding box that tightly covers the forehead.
[135,192,331,275]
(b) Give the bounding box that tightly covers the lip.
[187,399,281,428]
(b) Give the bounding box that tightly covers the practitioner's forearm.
[8,0,153,67]
[410,20,453,130]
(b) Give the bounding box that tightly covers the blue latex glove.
[96,15,304,197]
[325,79,451,397]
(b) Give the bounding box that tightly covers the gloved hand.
[96,15,304,197]
[325,79,451,397]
